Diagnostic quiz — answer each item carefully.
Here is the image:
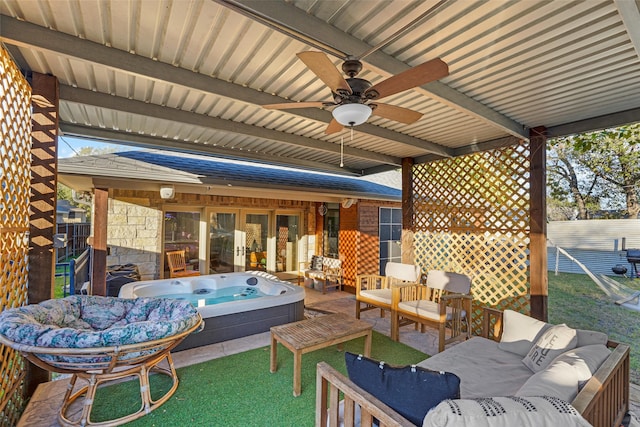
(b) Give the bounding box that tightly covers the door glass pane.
[324,204,340,258]
[276,214,299,272]
[209,212,236,274]
[164,211,200,278]
[379,207,402,274]
[245,213,269,271]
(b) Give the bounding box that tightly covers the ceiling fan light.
[332,103,372,126]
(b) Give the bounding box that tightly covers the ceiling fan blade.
[262,101,325,110]
[297,51,352,94]
[325,118,344,134]
[371,103,423,124]
[365,58,448,100]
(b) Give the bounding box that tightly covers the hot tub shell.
[119,272,305,350]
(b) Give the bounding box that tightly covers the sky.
[58,135,138,158]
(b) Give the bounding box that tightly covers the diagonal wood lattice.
[0,45,31,426]
[411,143,531,334]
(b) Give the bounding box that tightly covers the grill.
[626,249,640,277]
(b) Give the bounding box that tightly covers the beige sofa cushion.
[418,337,532,398]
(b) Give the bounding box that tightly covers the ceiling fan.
[262,51,449,134]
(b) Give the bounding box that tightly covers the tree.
[547,124,640,219]
[547,138,605,219]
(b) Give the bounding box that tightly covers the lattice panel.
[339,205,357,288]
[357,205,379,277]
[0,45,31,425]
[412,144,531,334]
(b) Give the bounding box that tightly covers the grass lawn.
[548,272,640,384]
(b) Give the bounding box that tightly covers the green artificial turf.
[89,331,427,427]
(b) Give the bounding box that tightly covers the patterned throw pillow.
[423,396,592,427]
[345,352,460,426]
[311,255,323,270]
[522,324,578,373]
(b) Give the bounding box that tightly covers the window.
[379,207,402,274]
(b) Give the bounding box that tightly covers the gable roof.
[58,150,401,202]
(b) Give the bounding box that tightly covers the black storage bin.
[106,264,141,297]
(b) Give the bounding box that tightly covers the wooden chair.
[166,250,199,278]
[391,270,472,353]
[355,262,421,319]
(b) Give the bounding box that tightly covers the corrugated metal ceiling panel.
[2,0,640,175]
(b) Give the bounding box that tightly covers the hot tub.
[118,271,305,350]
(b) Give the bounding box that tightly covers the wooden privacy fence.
[411,143,531,334]
[0,45,32,426]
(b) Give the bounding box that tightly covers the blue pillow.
[345,352,460,426]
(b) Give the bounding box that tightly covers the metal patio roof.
[2,0,640,176]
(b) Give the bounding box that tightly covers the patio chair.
[391,270,472,353]
[355,262,421,319]
[0,295,203,427]
[166,249,199,278]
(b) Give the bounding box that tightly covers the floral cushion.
[0,295,199,349]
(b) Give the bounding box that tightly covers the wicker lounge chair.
[0,295,203,427]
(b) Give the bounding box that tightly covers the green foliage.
[547,124,640,218]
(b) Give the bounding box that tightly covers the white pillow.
[552,344,611,386]
[515,358,580,401]
[497,310,550,357]
[522,324,578,373]
[422,396,592,427]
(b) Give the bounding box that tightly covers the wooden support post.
[529,127,548,321]
[401,157,415,264]
[28,72,58,394]
[91,187,108,296]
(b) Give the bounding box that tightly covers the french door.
[208,209,299,274]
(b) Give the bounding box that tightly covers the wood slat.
[0,44,32,426]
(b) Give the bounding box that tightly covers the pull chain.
[340,134,344,167]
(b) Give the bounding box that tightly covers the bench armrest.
[481,306,504,341]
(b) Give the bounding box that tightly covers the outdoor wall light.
[159,184,175,199]
[332,103,372,126]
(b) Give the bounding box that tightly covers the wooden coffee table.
[270,312,372,396]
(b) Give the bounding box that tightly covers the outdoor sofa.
[316,307,630,427]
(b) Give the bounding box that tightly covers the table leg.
[293,350,302,397]
[363,331,372,357]
[270,333,278,373]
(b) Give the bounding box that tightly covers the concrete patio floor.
[17,285,640,425]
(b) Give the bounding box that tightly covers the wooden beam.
[529,127,548,321]
[91,188,109,296]
[28,72,59,394]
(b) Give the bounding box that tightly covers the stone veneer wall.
[106,194,162,280]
